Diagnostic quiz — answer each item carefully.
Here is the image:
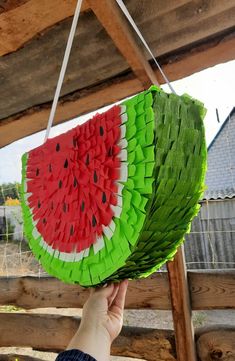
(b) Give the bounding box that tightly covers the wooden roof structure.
[0,0,235,148]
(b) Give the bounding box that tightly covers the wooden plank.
[0,0,30,15]
[189,270,235,310]
[125,0,190,20]
[134,1,235,58]
[1,30,235,148]
[196,326,235,361]
[0,0,190,56]
[167,247,197,361]
[88,0,158,87]
[0,0,90,56]
[0,76,143,148]
[0,272,171,310]
[0,313,176,360]
[0,270,235,310]
[158,31,235,83]
[1,314,234,361]
[0,7,129,121]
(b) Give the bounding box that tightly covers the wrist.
[67,323,111,361]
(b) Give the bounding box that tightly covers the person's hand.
[67,280,128,361]
[82,279,128,342]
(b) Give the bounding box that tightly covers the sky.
[0,59,235,184]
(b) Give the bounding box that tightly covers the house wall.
[0,206,23,242]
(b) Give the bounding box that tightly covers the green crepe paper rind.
[21,85,207,286]
[104,86,207,282]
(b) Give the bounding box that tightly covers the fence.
[1,200,235,277]
[185,198,235,270]
[0,270,235,361]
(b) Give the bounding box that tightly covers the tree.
[0,183,20,205]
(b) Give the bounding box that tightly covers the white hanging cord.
[44,0,83,142]
[115,0,176,95]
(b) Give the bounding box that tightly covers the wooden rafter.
[1,31,235,148]
[0,0,195,58]
[0,0,90,56]
[88,0,158,87]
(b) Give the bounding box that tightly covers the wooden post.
[167,246,197,361]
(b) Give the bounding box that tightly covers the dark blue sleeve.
[55,349,97,361]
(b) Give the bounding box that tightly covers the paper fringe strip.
[20,85,207,286]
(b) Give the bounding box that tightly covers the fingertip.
[96,282,114,297]
[120,279,129,290]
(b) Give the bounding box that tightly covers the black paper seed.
[102,192,106,203]
[56,143,60,152]
[59,180,62,188]
[81,201,85,212]
[49,164,52,173]
[99,126,104,136]
[43,218,46,225]
[38,201,41,208]
[92,215,97,227]
[51,202,54,210]
[86,154,90,165]
[36,168,39,176]
[70,225,74,235]
[73,137,78,147]
[64,159,68,168]
[63,203,67,212]
[108,147,113,157]
[94,170,98,183]
[73,177,78,187]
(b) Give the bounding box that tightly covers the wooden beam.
[157,30,235,83]
[1,314,234,361]
[112,326,176,361]
[0,272,171,310]
[196,326,235,361]
[0,313,176,360]
[1,31,235,148]
[0,355,43,361]
[0,0,90,56]
[167,247,197,361]
[189,270,235,310]
[0,313,79,351]
[88,0,158,87]
[0,270,234,310]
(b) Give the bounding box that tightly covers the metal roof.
[204,187,235,201]
[208,107,235,150]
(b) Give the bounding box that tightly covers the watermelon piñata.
[21,86,207,286]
